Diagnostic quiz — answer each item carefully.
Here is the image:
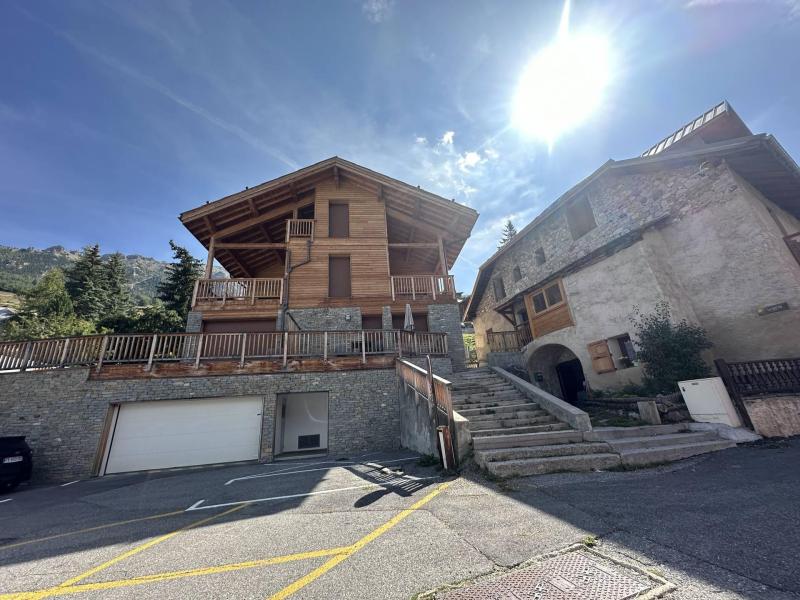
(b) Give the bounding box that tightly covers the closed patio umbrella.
[403,303,414,331]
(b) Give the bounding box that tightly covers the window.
[328,256,351,297]
[611,333,637,368]
[391,313,428,331]
[565,195,597,240]
[528,280,565,315]
[362,315,383,329]
[329,202,349,238]
[534,247,546,266]
[512,266,522,282]
[492,277,506,301]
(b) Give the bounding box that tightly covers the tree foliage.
[65,245,110,321]
[630,301,713,394]
[98,301,184,334]
[157,241,202,319]
[498,219,518,249]
[1,269,96,340]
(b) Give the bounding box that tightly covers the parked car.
[0,436,32,491]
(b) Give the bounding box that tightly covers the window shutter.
[587,339,616,374]
[328,256,351,297]
[329,203,349,238]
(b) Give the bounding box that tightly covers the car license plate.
[2,456,23,464]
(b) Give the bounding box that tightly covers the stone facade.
[0,367,404,483]
[427,303,466,371]
[472,159,800,396]
[744,395,800,438]
[185,310,203,333]
[288,307,362,330]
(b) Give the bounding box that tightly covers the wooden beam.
[213,202,299,239]
[205,236,216,278]
[438,236,448,276]
[215,242,287,250]
[333,165,340,188]
[387,242,439,249]
[377,184,384,203]
[219,249,251,278]
[385,205,454,241]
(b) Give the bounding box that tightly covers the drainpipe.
[277,239,312,331]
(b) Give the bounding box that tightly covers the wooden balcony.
[390,275,456,301]
[286,219,315,240]
[0,330,448,378]
[192,278,283,308]
[486,323,533,353]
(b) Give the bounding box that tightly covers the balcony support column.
[205,236,216,279]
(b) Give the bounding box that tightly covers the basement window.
[566,195,597,240]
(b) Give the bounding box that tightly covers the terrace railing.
[486,323,533,353]
[286,219,315,240]
[390,275,456,301]
[0,329,448,374]
[193,278,283,307]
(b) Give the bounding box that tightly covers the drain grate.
[442,549,652,600]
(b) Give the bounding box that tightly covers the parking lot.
[1,440,799,599]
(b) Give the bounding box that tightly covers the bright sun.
[512,2,611,146]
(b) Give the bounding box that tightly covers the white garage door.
[105,397,263,474]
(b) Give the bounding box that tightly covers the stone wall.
[0,367,401,483]
[185,311,203,333]
[427,303,466,371]
[744,395,800,438]
[288,307,362,330]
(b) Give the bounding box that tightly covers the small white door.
[105,397,263,474]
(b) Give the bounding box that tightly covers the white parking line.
[224,456,419,486]
[0,499,12,504]
[60,480,80,487]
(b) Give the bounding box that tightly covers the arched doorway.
[528,344,587,405]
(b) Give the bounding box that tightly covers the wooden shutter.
[329,203,349,238]
[587,340,616,374]
[328,256,351,298]
[786,233,800,267]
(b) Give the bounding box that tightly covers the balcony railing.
[193,278,283,307]
[286,219,315,240]
[0,330,448,374]
[486,323,532,353]
[390,275,456,301]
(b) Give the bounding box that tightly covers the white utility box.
[678,377,742,427]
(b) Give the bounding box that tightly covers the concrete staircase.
[452,369,737,478]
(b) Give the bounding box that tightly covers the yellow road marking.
[0,546,350,600]
[55,503,248,590]
[268,480,454,600]
[0,510,185,551]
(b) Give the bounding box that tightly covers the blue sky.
[1,0,799,293]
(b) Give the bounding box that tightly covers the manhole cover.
[442,549,652,600]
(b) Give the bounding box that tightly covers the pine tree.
[65,244,109,321]
[104,253,131,316]
[157,241,202,319]
[1,269,95,340]
[498,219,518,249]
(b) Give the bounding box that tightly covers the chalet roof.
[464,132,800,320]
[180,156,478,277]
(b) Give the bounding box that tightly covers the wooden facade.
[180,157,478,330]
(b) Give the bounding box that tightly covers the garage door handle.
[257,413,262,416]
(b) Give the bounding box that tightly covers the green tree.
[103,252,131,316]
[98,300,184,334]
[157,241,202,320]
[630,301,713,394]
[1,269,95,340]
[498,219,518,249]
[65,244,109,321]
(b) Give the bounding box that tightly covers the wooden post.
[250,281,256,305]
[239,333,247,367]
[282,331,288,367]
[191,279,199,309]
[205,237,216,279]
[96,337,108,374]
[411,277,416,300]
[431,276,436,300]
[19,342,33,372]
[714,358,754,429]
[438,236,447,276]
[145,334,158,372]
[361,331,366,364]
[194,334,204,369]
[58,338,71,367]
[323,331,328,361]
[390,277,395,301]
[397,330,403,358]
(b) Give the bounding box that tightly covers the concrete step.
[452,383,514,392]
[470,422,570,438]
[452,391,522,403]
[619,439,736,467]
[473,430,583,451]
[477,442,613,464]
[607,431,720,451]
[485,453,622,477]
[454,401,540,414]
[585,424,689,441]
[469,415,560,431]
[467,409,548,422]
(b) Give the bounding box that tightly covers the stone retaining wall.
[744,395,800,438]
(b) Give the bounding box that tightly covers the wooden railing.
[396,358,457,467]
[486,324,533,353]
[286,219,315,240]
[193,278,283,307]
[390,275,456,301]
[0,330,448,374]
[716,357,800,397]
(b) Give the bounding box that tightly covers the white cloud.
[415,136,428,145]
[362,0,394,23]
[684,0,800,17]
[457,151,484,173]
[484,147,500,160]
[440,131,455,146]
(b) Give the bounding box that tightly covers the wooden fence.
[390,275,456,301]
[395,357,457,466]
[0,330,448,374]
[193,278,283,307]
[486,323,533,353]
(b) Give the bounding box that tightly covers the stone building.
[465,101,800,403]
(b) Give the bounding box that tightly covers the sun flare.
[512,2,611,146]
